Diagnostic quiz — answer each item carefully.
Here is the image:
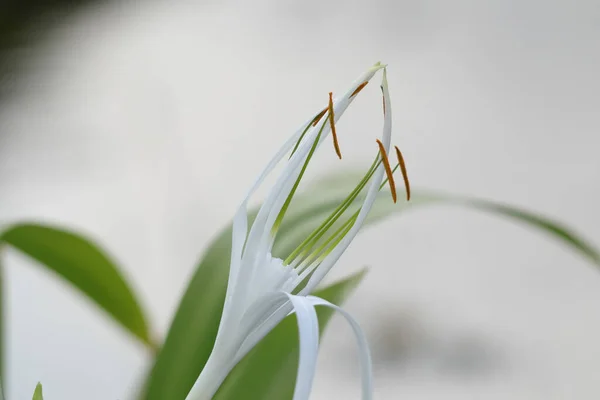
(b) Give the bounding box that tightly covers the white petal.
[230,112,315,266]
[231,293,321,400]
[286,294,320,400]
[250,65,388,265]
[307,296,373,400]
[223,113,319,328]
[234,292,292,364]
[302,68,393,294]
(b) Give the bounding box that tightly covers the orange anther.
[350,81,369,98]
[376,139,396,203]
[395,146,410,201]
[328,92,342,159]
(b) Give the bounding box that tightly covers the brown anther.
[312,107,328,127]
[350,81,369,98]
[395,146,411,201]
[382,95,386,115]
[376,139,397,203]
[328,92,342,159]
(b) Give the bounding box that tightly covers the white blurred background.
[1,0,600,398]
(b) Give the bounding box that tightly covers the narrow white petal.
[286,294,320,400]
[215,205,250,345]
[224,114,318,325]
[307,296,373,400]
[234,292,293,364]
[227,206,248,298]
[232,293,321,399]
[234,292,294,364]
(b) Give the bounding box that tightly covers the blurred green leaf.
[310,172,600,266]
[456,197,600,264]
[367,190,600,265]
[143,220,233,400]
[214,268,367,399]
[145,173,600,400]
[0,223,153,347]
[32,382,43,400]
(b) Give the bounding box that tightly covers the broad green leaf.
[214,268,367,399]
[145,174,600,400]
[143,222,233,400]
[32,382,43,400]
[0,223,153,347]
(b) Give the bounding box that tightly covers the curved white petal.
[233,293,320,400]
[307,295,373,400]
[229,113,316,276]
[234,292,293,364]
[222,113,319,330]
[286,294,320,400]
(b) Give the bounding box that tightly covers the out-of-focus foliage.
[0,223,153,346]
[312,172,600,265]
[32,382,43,400]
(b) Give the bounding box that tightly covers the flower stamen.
[290,108,329,159]
[380,85,386,115]
[328,92,342,159]
[376,139,396,203]
[312,107,328,127]
[350,81,369,98]
[274,118,329,234]
[283,155,381,266]
[394,146,411,201]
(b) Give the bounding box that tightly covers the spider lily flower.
[186,63,410,400]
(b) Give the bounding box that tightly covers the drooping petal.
[307,295,373,400]
[286,294,320,400]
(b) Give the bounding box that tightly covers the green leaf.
[32,382,43,400]
[214,268,367,399]
[143,222,233,400]
[362,190,600,266]
[145,173,600,400]
[310,172,600,266]
[0,223,153,347]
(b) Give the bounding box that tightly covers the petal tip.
[369,61,387,72]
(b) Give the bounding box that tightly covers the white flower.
[186,62,409,400]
